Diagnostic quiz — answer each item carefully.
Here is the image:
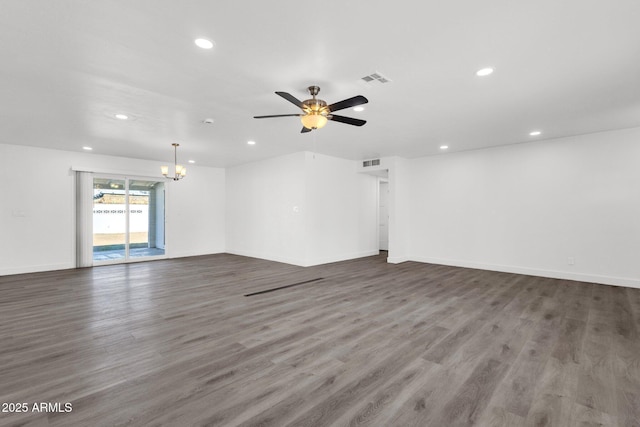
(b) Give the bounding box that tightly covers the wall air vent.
[363,159,381,167]
[361,72,392,84]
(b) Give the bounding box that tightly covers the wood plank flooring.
[1,253,640,426]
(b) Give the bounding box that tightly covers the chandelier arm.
[162,143,186,181]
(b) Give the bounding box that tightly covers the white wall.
[5,125,638,288]
[387,156,412,264]
[226,152,308,265]
[306,152,378,265]
[226,151,378,266]
[0,143,225,275]
[165,160,225,258]
[399,127,640,287]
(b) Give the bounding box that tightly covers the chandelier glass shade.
[162,143,186,181]
[301,112,328,130]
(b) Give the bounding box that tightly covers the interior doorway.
[379,179,389,251]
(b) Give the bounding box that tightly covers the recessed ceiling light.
[114,114,129,120]
[440,145,449,150]
[188,160,195,164]
[529,131,542,136]
[476,67,494,77]
[353,106,365,112]
[82,146,93,151]
[247,140,256,145]
[202,118,214,124]
[195,38,214,49]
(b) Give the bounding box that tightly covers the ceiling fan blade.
[253,114,302,119]
[301,127,312,133]
[327,95,368,113]
[328,114,367,126]
[275,92,305,109]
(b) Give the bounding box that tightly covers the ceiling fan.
[254,86,368,133]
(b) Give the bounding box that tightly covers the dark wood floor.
[1,253,639,426]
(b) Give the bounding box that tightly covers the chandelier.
[161,143,186,181]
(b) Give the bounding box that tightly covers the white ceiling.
[1,0,639,167]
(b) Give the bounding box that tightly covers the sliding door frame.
[91,173,168,266]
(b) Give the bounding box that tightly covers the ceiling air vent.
[361,72,392,84]
[363,159,381,167]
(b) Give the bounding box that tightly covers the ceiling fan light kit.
[300,86,328,130]
[301,112,328,130]
[254,85,368,133]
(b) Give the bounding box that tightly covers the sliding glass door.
[129,179,165,258]
[93,178,126,261]
[92,176,165,263]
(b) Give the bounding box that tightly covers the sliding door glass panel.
[93,178,127,261]
[129,180,165,258]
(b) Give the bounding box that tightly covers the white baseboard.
[227,249,380,267]
[305,250,379,267]
[0,251,229,276]
[226,249,307,267]
[409,256,640,289]
[168,248,226,259]
[0,262,74,276]
[5,254,634,290]
[387,256,410,264]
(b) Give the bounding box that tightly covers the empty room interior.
[1,1,640,426]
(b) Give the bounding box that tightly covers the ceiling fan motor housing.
[302,98,328,114]
[303,86,328,115]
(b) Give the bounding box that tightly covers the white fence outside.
[93,204,149,234]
